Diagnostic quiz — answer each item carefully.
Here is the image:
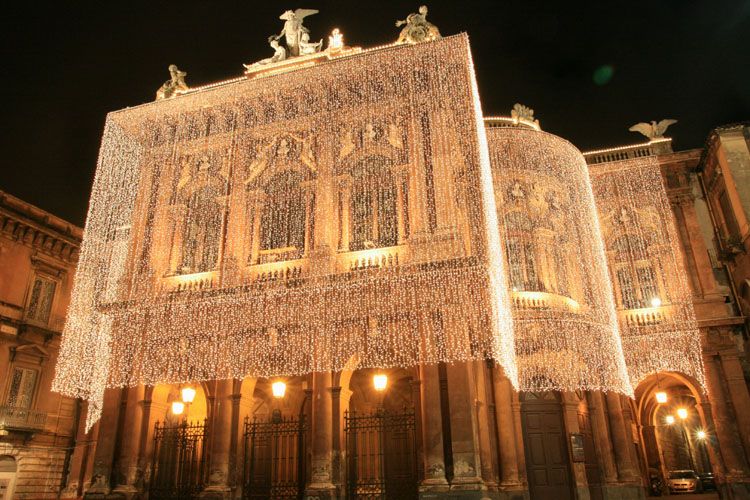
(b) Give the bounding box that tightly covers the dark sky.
[2,1,749,227]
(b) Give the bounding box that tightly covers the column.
[720,352,750,457]
[419,364,449,489]
[703,355,750,479]
[587,392,618,484]
[330,384,350,489]
[444,361,484,489]
[491,364,523,489]
[304,186,313,256]
[472,361,498,486]
[605,393,640,483]
[395,169,407,244]
[112,385,147,494]
[201,379,235,498]
[60,400,92,499]
[306,371,336,496]
[85,387,125,495]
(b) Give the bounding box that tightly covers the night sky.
[2,1,749,227]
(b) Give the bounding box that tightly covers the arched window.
[350,156,398,251]
[611,234,662,309]
[180,185,222,273]
[260,171,307,253]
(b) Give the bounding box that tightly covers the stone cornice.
[0,191,82,264]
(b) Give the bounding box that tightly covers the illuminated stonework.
[53,35,517,429]
[590,157,705,388]
[486,126,632,394]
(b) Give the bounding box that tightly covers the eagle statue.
[628,119,678,140]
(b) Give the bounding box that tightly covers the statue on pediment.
[279,9,321,57]
[396,5,441,44]
[156,64,189,100]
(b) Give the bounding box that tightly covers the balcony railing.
[583,138,673,165]
[0,405,47,432]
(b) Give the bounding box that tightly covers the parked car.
[667,470,702,494]
[698,472,716,491]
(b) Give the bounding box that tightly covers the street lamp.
[181,386,197,404]
[171,401,185,415]
[373,373,388,392]
[655,391,668,404]
[665,415,675,425]
[272,380,287,399]
[696,430,707,440]
[677,407,688,420]
[651,297,662,307]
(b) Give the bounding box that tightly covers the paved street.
[663,493,719,499]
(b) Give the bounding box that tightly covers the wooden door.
[521,392,573,500]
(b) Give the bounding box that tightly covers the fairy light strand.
[486,127,632,394]
[589,157,705,390]
[53,35,518,429]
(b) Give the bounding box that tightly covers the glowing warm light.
[328,28,344,50]
[696,430,707,440]
[487,127,632,394]
[677,408,688,420]
[181,386,197,403]
[373,373,388,391]
[171,401,185,415]
[665,415,675,425]
[52,35,520,430]
[590,157,705,391]
[655,391,668,404]
[272,381,287,399]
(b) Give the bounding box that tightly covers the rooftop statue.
[511,103,539,126]
[396,5,441,44]
[279,8,321,57]
[244,36,287,71]
[155,64,189,100]
[629,119,678,140]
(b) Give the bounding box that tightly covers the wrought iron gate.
[345,408,418,499]
[149,419,208,499]
[243,412,307,499]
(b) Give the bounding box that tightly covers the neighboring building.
[4,20,750,500]
[0,190,83,498]
[698,123,750,351]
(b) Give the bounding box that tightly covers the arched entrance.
[345,367,418,499]
[0,456,17,500]
[520,391,574,500]
[242,376,309,500]
[148,383,209,498]
[635,372,716,492]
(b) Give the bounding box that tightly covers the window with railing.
[6,367,37,409]
[260,171,308,257]
[25,276,56,325]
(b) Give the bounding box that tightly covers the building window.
[6,367,38,409]
[25,276,56,325]
[616,268,637,309]
[637,265,658,304]
[260,171,307,254]
[180,186,222,273]
[350,156,398,251]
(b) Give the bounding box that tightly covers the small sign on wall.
[570,433,585,462]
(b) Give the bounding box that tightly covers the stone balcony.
[511,290,581,312]
[583,138,673,165]
[0,405,47,433]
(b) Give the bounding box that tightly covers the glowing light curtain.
[589,157,705,390]
[53,35,516,428]
[486,127,632,394]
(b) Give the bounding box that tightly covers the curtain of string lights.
[486,127,633,394]
[589,157,705,390]
[53,35,518,429]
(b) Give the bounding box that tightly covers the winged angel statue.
[629,119,678,140]
[279,9,322,57]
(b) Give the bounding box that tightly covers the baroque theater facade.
[4,8,747,500]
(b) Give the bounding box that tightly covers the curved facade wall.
[487,126,632,394]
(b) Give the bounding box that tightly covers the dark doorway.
[344,408,418,499]
[520,392,573,500]
[242,411,307,500]
[149,419,208,499]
